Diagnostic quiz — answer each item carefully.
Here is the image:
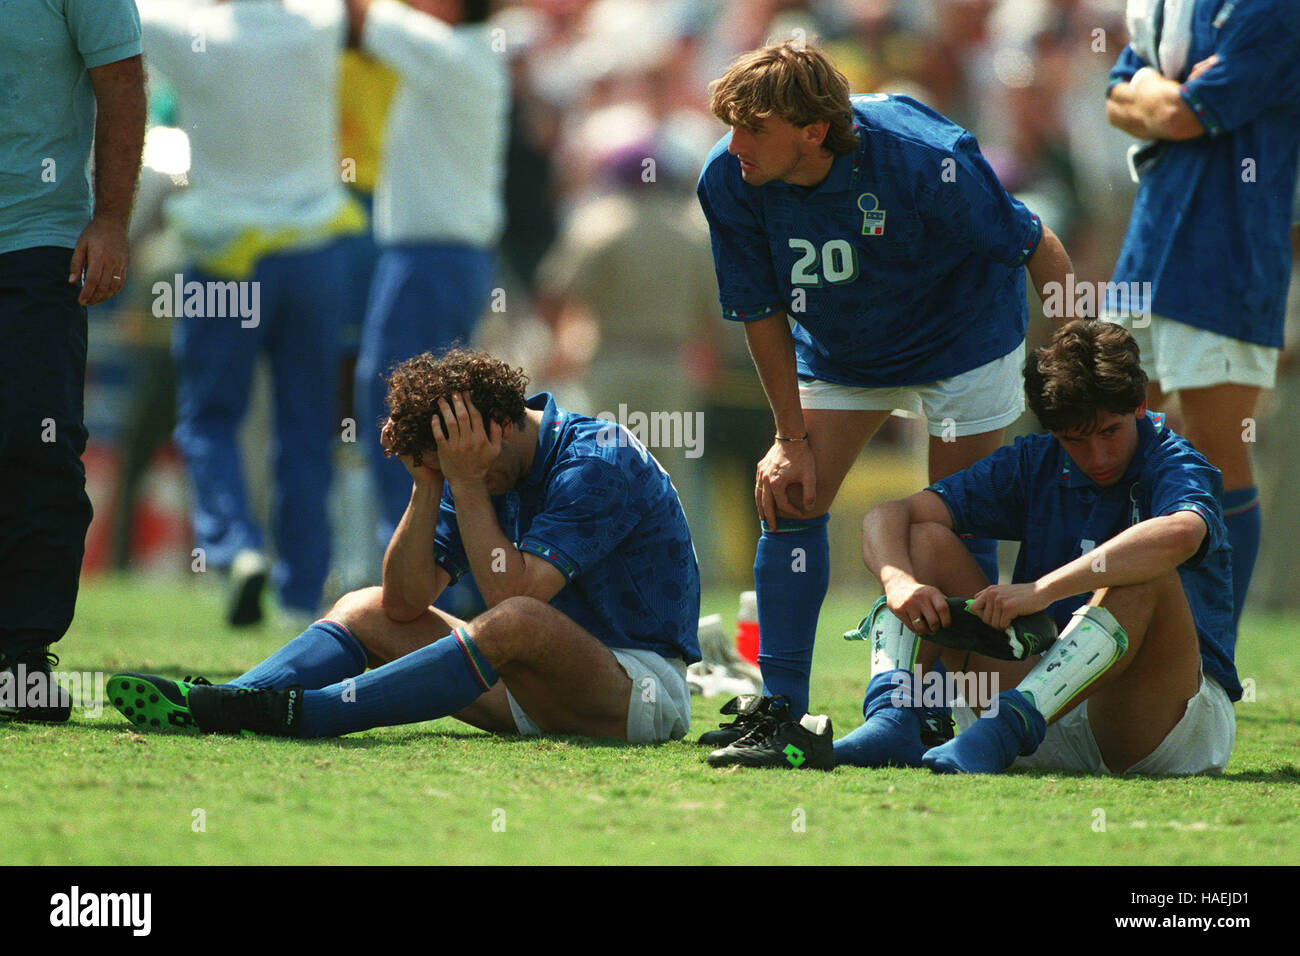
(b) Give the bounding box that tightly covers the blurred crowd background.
[90,0,1300,615]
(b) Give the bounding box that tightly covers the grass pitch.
[3,575,1298,866]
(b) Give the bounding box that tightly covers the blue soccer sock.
[922,689,1045,774]
[298,626,498,738]
[754,514,830,718]
[834,661,951,769]
[1222,487,1260,632]
[962,536,999,586]
[228,620,368,690]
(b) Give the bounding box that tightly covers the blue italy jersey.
[1108,0,1300,347]
[696,94,1042,387]
[432,393,702,664]
[930,413,1240,701]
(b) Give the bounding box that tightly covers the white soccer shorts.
[797,342,1026,437]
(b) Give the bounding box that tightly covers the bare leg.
[1075,574,1202,771]
[775,407,892,519]
[927,427,1006,484]
[326,588,635,739]
[1176,383,1260,492]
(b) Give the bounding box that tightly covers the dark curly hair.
[1025,320,1148,435]
[383,348,529,467]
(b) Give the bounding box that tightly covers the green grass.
[3,575,1298,865]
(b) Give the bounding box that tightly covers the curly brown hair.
[1024,320,1148,434]
[709,41,857,157]
[383,348,529,467]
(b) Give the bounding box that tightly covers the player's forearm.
[445,480,530,607]
[381,481,443,620]
[1035,512,1206,605]
[744,313,806,438]
[862,500,922,591]
[1105,72,1205,142]
[89,56,147,226]
[1026,225,1074,326]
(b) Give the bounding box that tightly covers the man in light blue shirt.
[0,0,145,721]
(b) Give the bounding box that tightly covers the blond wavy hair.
[709,41,857,156]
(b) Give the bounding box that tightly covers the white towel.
[1123,0,1200,182]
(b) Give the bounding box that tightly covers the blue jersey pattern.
[697,94,1042,387]
[432,393,701,664]
[929,413,1240,701]
[1108,0,1300,346]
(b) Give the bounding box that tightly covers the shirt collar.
[520,392,560,489]
[1058,411,1161,489]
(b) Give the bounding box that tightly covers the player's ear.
[1135,399,1148,420]
[804,119,829,148]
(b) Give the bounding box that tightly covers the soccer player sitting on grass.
[837,320,1238,775]
[108,349,701,743]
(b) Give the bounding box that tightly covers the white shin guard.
[1015,604,1129,722]
[869,605,921,679]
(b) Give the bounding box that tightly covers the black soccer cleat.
[0,648,72,723]
[918,708,957,749]
[108,673,302,737]
[188,681,303,737]
[225,549,268,628]
[696,693,776,748]
[924,599,1058,661]
[707,698,835,770]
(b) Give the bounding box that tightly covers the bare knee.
[324,587,389,647]
[469,595,549,670]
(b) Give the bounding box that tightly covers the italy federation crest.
[858,193,886,236]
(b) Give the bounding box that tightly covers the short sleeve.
[432,485,471,583]
[68,0,141,69]
[518,459,642,580]
[916,133,1042,268]
[928,441,1029,542]
[1146,450,1227,569]
[1179,1,1300,136]
[696,144,785,322]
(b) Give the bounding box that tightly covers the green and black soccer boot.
[108,673,302,736]
[706,697,834,770]
[696,693,777,748]
[926,599,1058,661]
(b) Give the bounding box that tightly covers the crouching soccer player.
[108,350,700,743]
[695,41,1075,765]
[837,321,1237,774]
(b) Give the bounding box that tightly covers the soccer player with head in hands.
[108,349,701,745]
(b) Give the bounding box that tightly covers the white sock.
[1015,605,1129,722]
